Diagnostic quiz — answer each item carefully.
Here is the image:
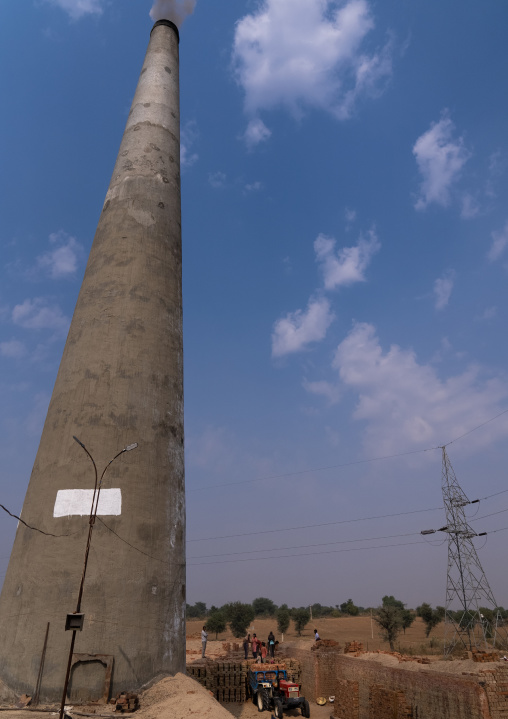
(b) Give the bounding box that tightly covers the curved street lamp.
[59,437,138,719]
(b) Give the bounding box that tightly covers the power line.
[187,406,508,494]
[444,408,508,447]
[187,505,444,543]
[479,487,508,502]
[188,530,421,560]
[188,539,430,566]
[187,447,439,493]
[470,506,508,523]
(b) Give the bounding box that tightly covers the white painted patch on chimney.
[54,488,122,517]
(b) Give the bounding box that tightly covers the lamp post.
[58,437,138,719]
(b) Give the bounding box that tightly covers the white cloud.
[43,0,104,20]
[314,228,380,290]
[460,193,480,220]
[433,270,455,310]
[244,181,263,193]
[36,231,82,279]
[333,322,508,455]
[0,340,27,359]
[345,207,357,226]
[233,0,392,137]
[272,297,334,357]
[488,221,508,262]
[12,298,70,334]
[208,172,226,189]
[244,118,272,148]
[150,0,197,27]
[413,113,471,211]
[180,121,198,168]
[479,306,497,321]
[302,378,341,405]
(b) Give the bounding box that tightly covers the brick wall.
[334,656,491,719]
[369,684,413,719]
[284,646,340,699]
[335,678,359,719]
[476,666,508,719]
[285,646,508,719]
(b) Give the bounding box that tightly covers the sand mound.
[138,673,234,719]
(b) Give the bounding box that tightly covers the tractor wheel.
[301,699,310,718]
[273,698,283,718]
[262,688,271,712]
[256,692,264,712]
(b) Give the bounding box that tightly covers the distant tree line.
[187,596,508,645]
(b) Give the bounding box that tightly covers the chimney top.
[151,19,180,43]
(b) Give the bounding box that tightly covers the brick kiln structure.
[285,645,508,719]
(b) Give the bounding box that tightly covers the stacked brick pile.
[344,642,364,654]
[215,661,248,702]
[472,649,500,662]
[114,691,139,713]
[312,639,340,651]
[398,656,431,664]
[221,642,240,654]
[186,659,301,703]
[369,649,431,664]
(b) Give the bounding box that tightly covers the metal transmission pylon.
[441,446,507,655]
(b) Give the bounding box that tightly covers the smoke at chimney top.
[150,0,196,26]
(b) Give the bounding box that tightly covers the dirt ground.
[0,617,449,719]
[224,700,333,719]
[187,615,442,656]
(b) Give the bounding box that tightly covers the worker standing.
[201,626,208,658]
[251,633,260,659]
[243,633,251,660]
[268,631,275,658]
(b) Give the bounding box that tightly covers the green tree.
[276,607,291,637]
[340,599,359,616]
[224,602,255,638]
[382,595,405,611]
[206,611,227,640]
[252,597,277,616]
[292,608,310,636]
[401,609,415,634]
[311,603,323,618]
[374,605,403,651]
[416,603,442,637]
[187,601,207,619]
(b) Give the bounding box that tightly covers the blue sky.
[1,0,507,612]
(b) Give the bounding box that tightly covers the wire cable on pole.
[0,504,82,538]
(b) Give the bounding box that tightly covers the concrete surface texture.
[0,20,185,701]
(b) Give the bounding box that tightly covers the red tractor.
[249,667,310,717]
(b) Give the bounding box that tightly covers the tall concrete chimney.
[0,20,185,701]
